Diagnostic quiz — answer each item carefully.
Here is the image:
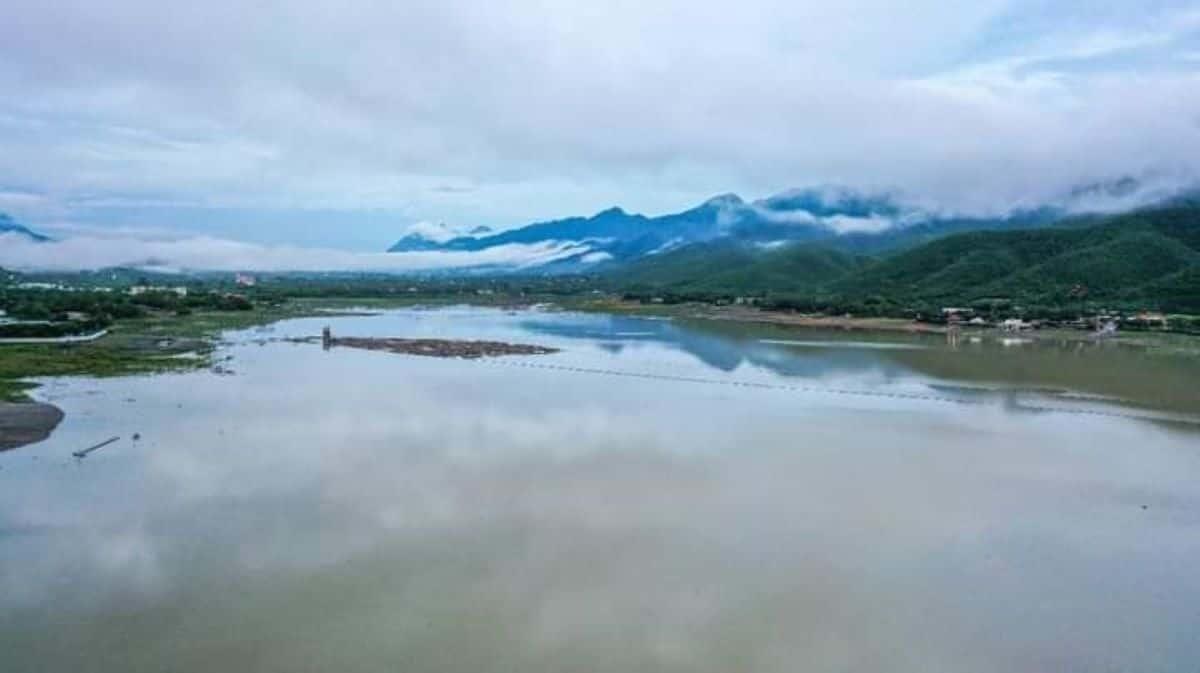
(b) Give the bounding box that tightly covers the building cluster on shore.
[939,306,1169,333]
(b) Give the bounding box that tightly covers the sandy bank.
[0,402,65,451]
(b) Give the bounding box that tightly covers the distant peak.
[704,193,744,207]
[594,206,628,218]
[756,185,904,218]
[1068,176,1140,200]
[395,220,486,245]
[0,211,51,241]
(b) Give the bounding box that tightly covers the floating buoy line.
[464,356,1200,428]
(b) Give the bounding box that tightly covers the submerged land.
[3,202,1200,449]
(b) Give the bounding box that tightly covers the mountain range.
[387,180,1177,270]
[0,213,49,242]
[615,204,1200,314]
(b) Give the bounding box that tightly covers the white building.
[129,285,188,296]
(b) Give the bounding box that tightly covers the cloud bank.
[1,1,1199,243]
[0,234,592,273]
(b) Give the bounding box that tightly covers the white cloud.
[580,251,614,264]
[397,221,482,244]
[0,0,1197,240]
[0,233,593,272]
[748,206,820,226]
[823,215,896,235]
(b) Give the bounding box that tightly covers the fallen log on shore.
[73,436,120,458]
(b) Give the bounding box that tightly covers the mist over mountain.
[388,179,1189,270]
[612,204,1200,314]
[2,177,1193,275]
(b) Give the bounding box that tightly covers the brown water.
[2,307,1198,672]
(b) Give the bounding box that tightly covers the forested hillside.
[611,206,1200,314]
[618,241,868,297]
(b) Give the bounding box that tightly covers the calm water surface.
[2,307,1199,672]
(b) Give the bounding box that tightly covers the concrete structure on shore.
[0,329,109,345]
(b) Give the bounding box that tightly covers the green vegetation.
[0,319,108,339]
[0,281,272,400]
[609,206,1200,322]
[0,286,252,325]
[0,304,322,402]
[0,272,612,401]
[0,339,194,401]
[829,207,1200,308]
[620,241,868,298]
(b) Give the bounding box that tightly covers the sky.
[1,0,1200,261]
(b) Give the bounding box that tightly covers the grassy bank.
[0,303,329,402]
[558,297,1200,356]
[0,292,584,401]
[0,338,201,401]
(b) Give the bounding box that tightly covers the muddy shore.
[0,402,65,452]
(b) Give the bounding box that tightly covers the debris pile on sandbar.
[329,336,558,359]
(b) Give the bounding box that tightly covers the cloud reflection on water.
[1,308,1199,672]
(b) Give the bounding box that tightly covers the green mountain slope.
[1136,266,1200,312]
[619,241,868,295]
[610,206,1200,313]
[830,207,1200,309]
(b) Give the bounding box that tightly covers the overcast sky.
[2,0,1199,251]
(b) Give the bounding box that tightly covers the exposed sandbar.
[0,402,65,452]
[330,337,558,359]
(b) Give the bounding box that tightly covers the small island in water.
[321,328,558,359]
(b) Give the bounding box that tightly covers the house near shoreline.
[941,307,974,320]
[1130,311,1168,329]
[129,285,188,297]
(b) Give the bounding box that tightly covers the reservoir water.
[3,307,1199,672]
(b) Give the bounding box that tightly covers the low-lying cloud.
[0,233,592,273]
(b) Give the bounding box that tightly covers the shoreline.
[2,296,1197,451]
[570,300,1200,348]
[692,306,950,334]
